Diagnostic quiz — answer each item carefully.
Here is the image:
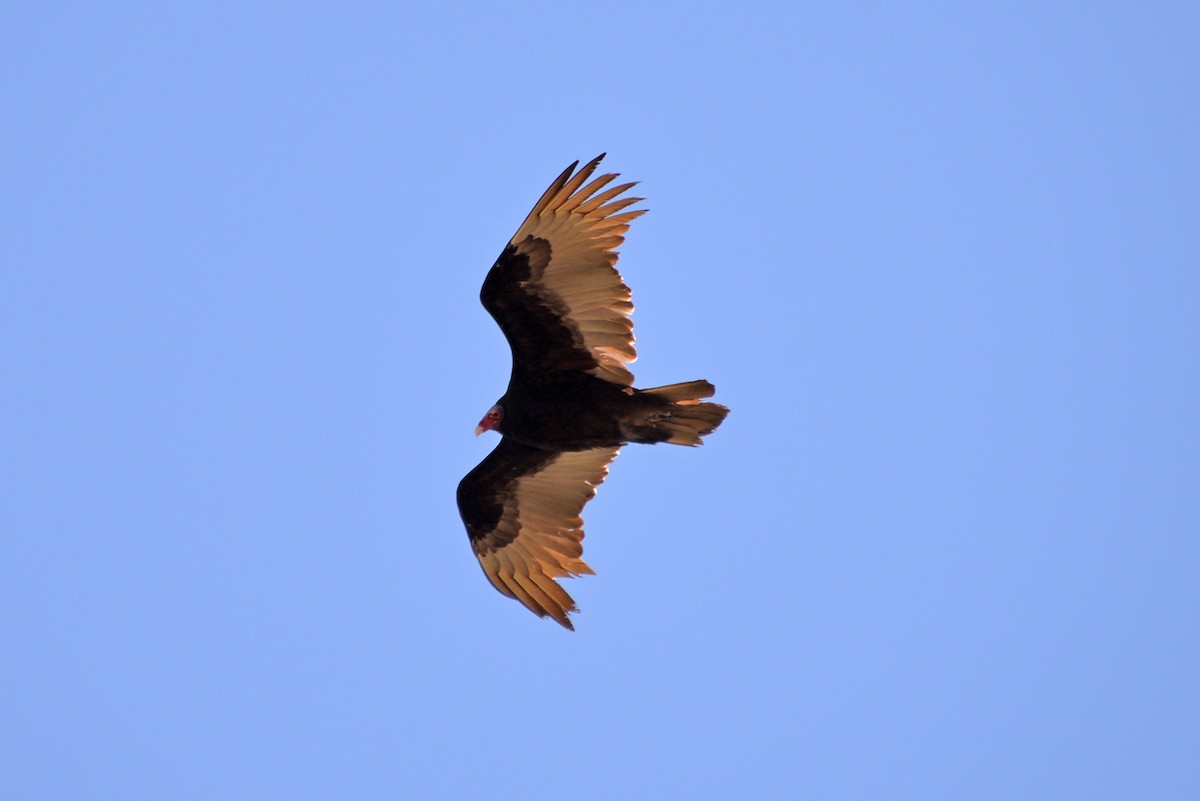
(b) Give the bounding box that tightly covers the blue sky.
[3,3,1197,799]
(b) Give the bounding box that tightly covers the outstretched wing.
[481,154,646,386]
[457,438,621,630]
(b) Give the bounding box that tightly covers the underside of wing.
[482,155,646,386]
[457,438,621,630]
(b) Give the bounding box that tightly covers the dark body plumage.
[490,370,688,449]
[457,155,728,629]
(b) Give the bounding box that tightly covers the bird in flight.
[457,155,729,629]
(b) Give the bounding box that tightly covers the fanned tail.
[632,380,730,446]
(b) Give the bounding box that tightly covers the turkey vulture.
[457,155,728,630]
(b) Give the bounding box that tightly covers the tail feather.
[640,379,716,403]
[633,380,729,446]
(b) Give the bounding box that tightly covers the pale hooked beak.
[475,404,503,437]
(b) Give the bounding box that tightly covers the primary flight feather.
[457,155,729,630]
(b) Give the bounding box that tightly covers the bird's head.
[474,404,504,436]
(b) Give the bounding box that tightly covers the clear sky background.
[3,3,1197,800]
